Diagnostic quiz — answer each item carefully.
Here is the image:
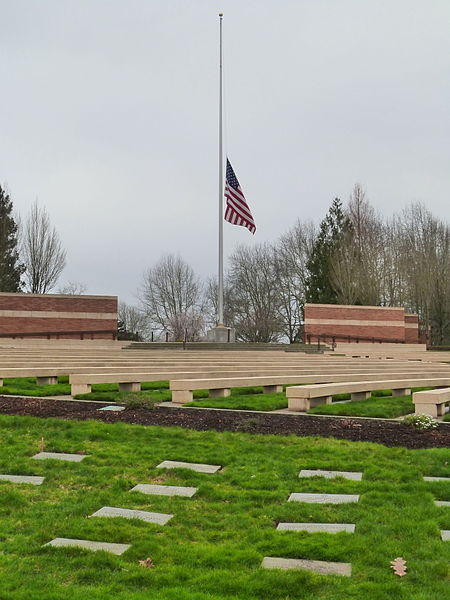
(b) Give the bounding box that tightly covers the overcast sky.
[1,0,449,304]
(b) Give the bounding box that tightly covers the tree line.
[128,184,450,345]
[0,184,80,295]
[3,181,449,344]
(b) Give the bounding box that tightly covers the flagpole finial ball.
[219,13,223,17]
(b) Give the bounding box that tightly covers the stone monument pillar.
[207,325,235,343]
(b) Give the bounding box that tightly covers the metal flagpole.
[217,12,224,326]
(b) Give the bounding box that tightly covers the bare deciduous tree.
[331,184,384,305]
[57,281,87,295]
[22,202,66,294]
[227,243,282,342]
[139,254,204,340]
[118,301,150,341]
[274,220,316,342]
[203,277,234,331]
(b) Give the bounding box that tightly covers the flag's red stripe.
[227,184,246,203]
[225,187,253,216]
[225,186,254,221]
[225,206,255,233]
[226,197,254,223]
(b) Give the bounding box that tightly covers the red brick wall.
[404,314,419,344]
[0,293,118,339]
[304,303,407,343]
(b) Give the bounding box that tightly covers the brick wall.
[0,293,118,339]
[304,303,410,343]
[404,313,419,344]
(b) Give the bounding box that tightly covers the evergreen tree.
[0,185,24,292]
[305,198,352,304]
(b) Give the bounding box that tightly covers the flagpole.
[217,12,224,326]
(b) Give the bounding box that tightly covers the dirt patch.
[0,396,449,449]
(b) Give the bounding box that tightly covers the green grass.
[308,395,415,418]
[0,378,172,400]
[187,393,414,418]
[0,377,71,397]
[0,414,449,599]
[187,393,288,411]
[309,388,435,419]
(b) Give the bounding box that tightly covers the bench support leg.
[119,382,141,392]
[0,379,3,387]
[311,395,332,407]
[209,388,231,398]
[287,397,310,411]
[392,388,411,396]
[287,395,332,412]
[71,384,91,396]
[414,403,438,418]
[263,385,283,394]
[351,391,371,402]
[437,403,447,417]
[37,376,58,386]
[171,390,193,403]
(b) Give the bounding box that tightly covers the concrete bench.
[0,364,368,389]
[413,388,450,418]
[286,378,450,411]
[0,362,442,390]
[168,372,450,404]
[69,369,354,396]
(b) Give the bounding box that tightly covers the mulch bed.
[0,396,449,450]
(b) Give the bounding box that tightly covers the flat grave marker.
[423,476,450,483]
[277,523,355,533]
[130,484,198,497]
[0,474,44,485]
[289,493,360,504]
[261,556,351,576]
[32,452,89,462]
[90,506,173,525]
[434,500,450,507]
[44,538,130,555]
[156,460,221,474]
[299,470,363,481]
[441,530,450,541]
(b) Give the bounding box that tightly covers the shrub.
[401,414,438,431]
[123,394,156,410]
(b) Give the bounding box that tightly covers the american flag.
[224,158,256,234]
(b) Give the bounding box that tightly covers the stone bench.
[68,369,348,396]
[286,378,450,411]
[413,388,450,418]
[0,364,358,390]
[168,372,450,404]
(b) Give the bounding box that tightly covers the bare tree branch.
[22,202,66,293]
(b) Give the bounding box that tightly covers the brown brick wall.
[304,303,409,343]
[0,293,117,313]
[404,314,419,343]
[306,304,404,322]
[0,293,118,339]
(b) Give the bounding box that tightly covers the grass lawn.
[187,392,288,412]
[0,415,449,599]
[0,378,177,402]
[307,395,415,418]
[187,390,417,419]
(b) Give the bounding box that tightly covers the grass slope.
[0,415,449,599]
